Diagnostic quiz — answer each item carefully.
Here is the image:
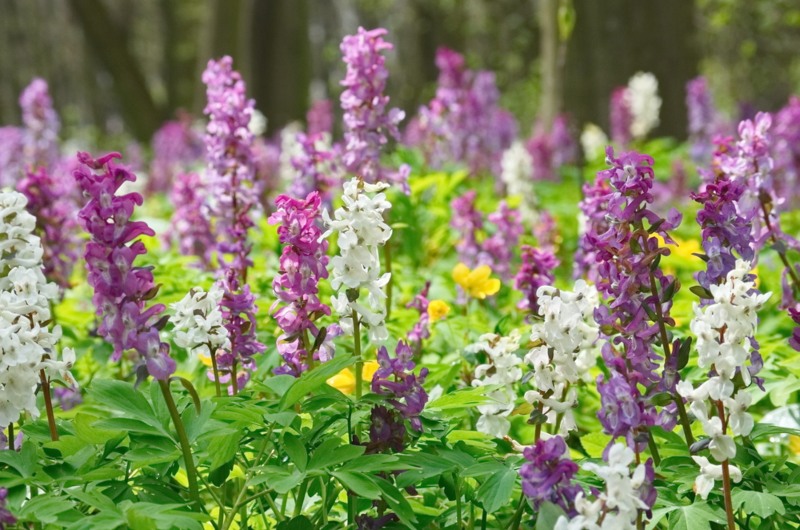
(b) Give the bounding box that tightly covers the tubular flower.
[170,285,230,362]
[452,263,500,300]
[17,166,80,290]
[451,190,484,267]
[515,245,559,315]
[0,191,75,428]
[520,436,582,515]
[467,331,523,438]
[524,280,600,434]
[73,152,175,380]
[588,147,683,452]
[19,78,59,170]
[372,341,429,431]
[479,201,523,280]
[574,172,613,282]
[323,178,392,342]
[168,171,215,268]
[269,192,332,376]
[678,261,769,462]
[406,282,431,346]
[340,27,410,190]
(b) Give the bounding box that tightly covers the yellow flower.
[327,361,380,394]
[198,353,213,368]
[790,435,800,455]
[452,263,501,299]
[427,300,450,322]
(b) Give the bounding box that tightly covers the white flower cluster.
[278,122,304,184]
[677,260,768,493]
[525,281,599,434]
[500,141,536,223]
[691,456,742,500]
[323,178,392,342]
[580,124,609,163]
[170,284,230,359]
[468,330,523,438]
[555,444,651,530]
[0,191,75,428]
[626,72,661,139]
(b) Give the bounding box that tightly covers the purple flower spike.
[406,282,431,347]
[168,172,215,268]
[479,201,523,280]
[19,78,60,170]
[74,151,174,380]
[268,192,331,376]
[340,27,410,190]
[515,245,559,315]
[18,167,80,290]
[372,341,429,431]
[451,190,484,267]
[148,114,204,195]
[520,436,582,516]
[610,87,633,147]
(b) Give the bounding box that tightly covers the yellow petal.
[468,265,492,284]
[452,263,470,286]
[198,353,213,368]
[427,300,451,322]
[327,368,356,394]
[362,360,380,382]
[480,278,501,297]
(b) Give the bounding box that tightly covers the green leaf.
[280,353,354,410]
[307,439,365,470]
[74,413,124,444]
[249,466,306,494]
[375,476,418,526]
[89,380,168,437]
[475,465,516,512]
[331,471,381,499]
[580,431,611,458]
[536,502,567,530]
[16,495,76,524]
[283,433,308,472]
[206,429,242,471]
[731,489,785,518]
[749,423,800,440]
[667,502,726,530]
[426,386,489,411]
[277,515,315,530]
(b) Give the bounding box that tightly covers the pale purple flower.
[268,192,331,376]
[451,190,483,267]
[515,245,559,315]
[289,132,340,205]
[167,171,215,268]
[19,78,59,170]
[340,27,410,190]
[147,114,204,195]
[686,76,722,163]
[0,127,23,188]
[771,97,800,209]
[526,115,577,181]
[406,282,431,347]
[74,151,175,381]
[479,201,523,280]
[17,167,80,290]
[610,87,632,147]
[307,99,333,137]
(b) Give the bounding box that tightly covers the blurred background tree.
[0,0,798,144]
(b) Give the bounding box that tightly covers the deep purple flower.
[372,341,428,431]
[520,436,582,515]
[356,512,399,530]
[74,151,175,380]
[610,87,632,147]
[479,201,523,280]
[0,488,16,529]
[365,405,406,455]
[17,167,80,289]
[307,99,333,137]
[168,172,215,268]
[340,27,410,190]
[268,192,331,376]
[574,173,613,281]
[147,114,204,195]
[525,115,577,181]
[515,245,559,315]
[19,78,59,170]
[451,190,483,267]
[587,147,683,451]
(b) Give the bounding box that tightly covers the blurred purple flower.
[610,86,632,147]
[19,78,59,170]
[167,171,215,268]
[307,99,333,137]
[147,113,204,195]
[372,341,429,431]
[515,245,559,315]
[479,201,523,280]
[451,190,483,267]
[520,436,582,515]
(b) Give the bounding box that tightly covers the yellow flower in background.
[327,361,380,394]
[452,263,501,299]
[427,299,450,322]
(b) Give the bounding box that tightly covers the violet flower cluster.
[406,281,431,347]
[526,115,578,181]
[17,167,80,290]
[772,96,800,208]
[339,27,410,190]
[520,436,582,515]
[450,190,484,267]
[148,114,204,195]
[588,148,683,451]
[203,56,265,390]
[289,132,340,205]
[168,171,215,268]
[0,127,23,188]
[574,174,613,282]
[371,340,429,432]
[686,76,725,163]
[74,152,175,380]
[306,99,333,137]
[515,245,559,315]
[609,87,633,147]
[19,78,59,170]
[478,200,523,280]
[406,47,516,175]
[268,192,332,376]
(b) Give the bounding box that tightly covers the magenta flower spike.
[340,27,410,190]
[268,192,332,376]
[73,151,175,381]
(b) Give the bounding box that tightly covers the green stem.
[481,509,488,530]
[158,380,200,508]
[7,424,14,451]
[507,495,526,530]
[39,369,59,441]
[352,309,363,400]
[230,359,239,395]
[455,473,463,529]
[222,434,272,530]
[263,492,284,522]
[209,346,222,398]
[716,400,737,530]
[293,479,309,517]
[384,242,393,321]
[318,477,328,525]
[647,435,661,467]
